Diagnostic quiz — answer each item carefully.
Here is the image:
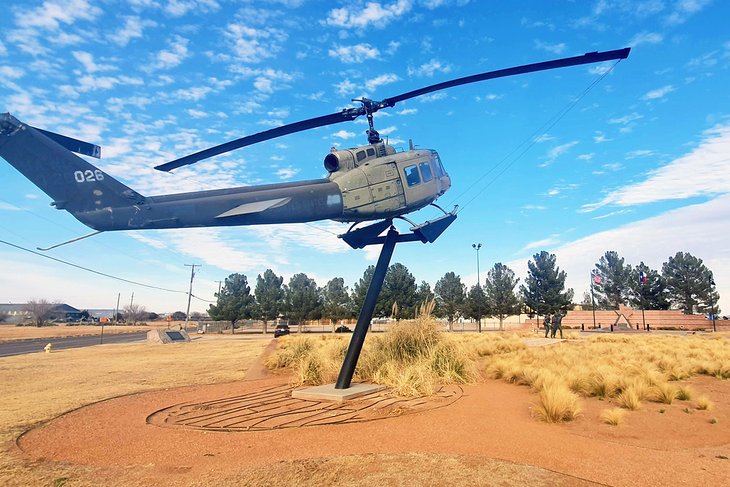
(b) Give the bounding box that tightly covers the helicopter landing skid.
[339,206,457,250]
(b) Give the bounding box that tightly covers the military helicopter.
[0,48,629,250]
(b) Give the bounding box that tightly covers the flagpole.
[590,272,597,329]
[640,271,646,331]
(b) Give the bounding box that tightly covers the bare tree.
[123,303,147,325]
[24,299,58,327]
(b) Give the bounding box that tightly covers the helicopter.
[0,48,629,250]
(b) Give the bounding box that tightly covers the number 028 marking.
[74,170,105,183]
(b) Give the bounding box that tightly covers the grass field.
[0,335,268,486]
[1,321,728,486]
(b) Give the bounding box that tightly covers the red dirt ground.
[15,365,729,487]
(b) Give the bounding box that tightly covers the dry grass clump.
[650,382,679,404]
[696,395,714,410]
[532,379,582,423]
[617,387,642,411]
[267,301,476,396]
[600,408,627,426]
[486,333,729,423]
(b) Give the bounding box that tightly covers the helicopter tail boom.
[0,113,146,223]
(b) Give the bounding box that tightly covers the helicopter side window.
[404,165,421,187]
[356,150,366,162]
[366,148,375,157]
[419,161,433,182]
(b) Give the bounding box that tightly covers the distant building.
[0,303,81,324]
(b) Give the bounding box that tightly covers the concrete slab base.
[291,383,387,402]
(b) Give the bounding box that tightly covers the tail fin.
[0,113,145,218]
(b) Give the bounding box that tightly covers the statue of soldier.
[543,314,551,338]
[551,311,564,339]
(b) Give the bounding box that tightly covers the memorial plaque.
[165,331,186,341]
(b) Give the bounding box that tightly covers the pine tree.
[520,251,573,316]
[662,252,720,314]
[284,273,321,332]
[593,251,631,309]
[434,271,465,331]
[463,284,487,327]
[253,269,284,334]
[208,273,255,332]
[380,263,418,319]
[322,277,352,330]
[628,262,670,310]
[484,263,520,330]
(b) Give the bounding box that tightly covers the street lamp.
[709,273,717,333]
[472,243,482,333]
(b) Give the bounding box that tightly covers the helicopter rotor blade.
[155,109,363,172]
[381,48,630,107]
[156,48,629,172]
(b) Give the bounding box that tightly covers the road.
[0,331,147,358]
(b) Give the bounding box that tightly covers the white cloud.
[642,85,675,100]
[398,108,417,115]
[534,40,567,54]
[582,124,730,211]
[0,40,7,56]
[511,195,730,312]
[664,0,712,25]
[328,43,380,63]
[332,130,356,139]
[16,0,101,30]
[627,31,663,47]
[109,16,156,46]
[224,24,287,63]
[365,73,399,91]
[419,92,448,103]
[72,51,116,73]
[520,235,561,252]
[164,0,220,17]
[408,59,452,77]
[335,79,358,96]
[325,0,413,29]
[275,167,298,180]
[541,141,578,166]
[152,35,190,70]
[608,112,643,125]
[0,66,24,79]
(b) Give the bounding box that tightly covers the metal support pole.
[472,243,482,333]
[335,227,399,390]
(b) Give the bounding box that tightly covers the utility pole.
[184,264,201,330]
[114,292,120,324]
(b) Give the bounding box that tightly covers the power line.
[445,58,624,215]
[0,238,188,294]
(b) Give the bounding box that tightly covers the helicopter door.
[364,161,406,215]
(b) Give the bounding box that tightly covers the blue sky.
[1,0,728,314]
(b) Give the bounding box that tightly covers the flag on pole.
[593,273,602,285]
[639,271,647,284]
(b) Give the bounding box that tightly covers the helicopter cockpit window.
[356,150,366,162]
[366,148,375,157]
[431,152,445,177]
[419,161,433,182]
[404,165,421,187]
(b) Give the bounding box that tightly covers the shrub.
[676,385,694,401]
[533,379,582,423]
[617,387,642,411]
[696,396,714,411]
[601,408,626,426]
[650,382,678,404]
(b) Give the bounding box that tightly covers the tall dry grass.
[483,333,730,422]
[268,300,479,396]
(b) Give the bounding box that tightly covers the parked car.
[274,324,290,338]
